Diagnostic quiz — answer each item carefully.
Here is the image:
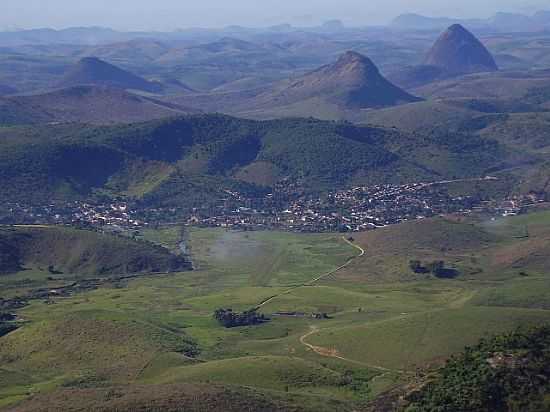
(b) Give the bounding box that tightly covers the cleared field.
[307,305,550,371]
[2,212,550,410]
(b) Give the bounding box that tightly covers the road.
[299,325,396,373]
[255,236,365,309]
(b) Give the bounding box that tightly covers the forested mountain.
[0,114,528,207]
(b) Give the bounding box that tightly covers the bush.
[213,308,268,328]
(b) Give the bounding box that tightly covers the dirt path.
[255,236,365,309]
[299,325,397,373]
[297,285,477,375]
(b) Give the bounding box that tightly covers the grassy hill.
[1,86,197,126]
[0,114,528,206]
[413,70,550,102]
[7,383,341,412]
[2,212,550,410]
[336,211,550,284]
[0,225,190,276]
[59,57,162,93]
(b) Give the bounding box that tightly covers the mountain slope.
[0,226,191,276]
[425,24,498,75]
[0,84,16,95]
[2,86,198,125]
[0,96,53,125]
[171,51,422,121]
[389,25,498,90]
[60,57,162,93]
[0,114,524,206]
[250,51,421,112]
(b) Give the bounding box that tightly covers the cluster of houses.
[2,179,546,233]
[1,201,144,230]
[182,180,547,232]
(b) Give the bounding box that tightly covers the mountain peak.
[268,51,421,110]
[338,51,373,63]
[330,51,380,76]
[60,56,162,93]
[424,24,498,75]
[447,23,469,33]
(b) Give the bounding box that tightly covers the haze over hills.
[254,51,421,109]
[60,56,163,93]
[425,24,498,75]
[0,85,198,125]
[4,7,550,412]
[391,11,550,31]
[0,84,16,95]
[389,24,498,90]
[172,51,421,120]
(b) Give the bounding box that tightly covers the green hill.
[0,226,190,276]
[404,326,550,412]
[0,114,524,206]
[1,86,197,126]
[7,383,338,412]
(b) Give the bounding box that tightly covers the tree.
[409,260,429,274]
[426,261,445,275]
[213,308,268,328]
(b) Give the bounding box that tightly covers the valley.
[2,211,550,410]
[2,8,550,411]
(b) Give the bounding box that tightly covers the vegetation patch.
[405,326,550,412]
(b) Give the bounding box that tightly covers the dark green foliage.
[409,260,458,278]
[425,261,445,274]
[0,226,191,276]
[409,260,429,274]
[0,312,18,338]
[0,323,17,338]
[214,308,268,328]
[175,335,201,358]
[405,326,550,412]
[0,114,520,206]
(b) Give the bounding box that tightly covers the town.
[1,178,546,233]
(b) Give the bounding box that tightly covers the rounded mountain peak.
[336,51,377,66]
[424,24,498,74]
[330,51,380,77]
[60,56,161,93]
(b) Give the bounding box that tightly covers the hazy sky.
[2,0,550,30]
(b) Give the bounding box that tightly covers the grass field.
[2,212,550,410]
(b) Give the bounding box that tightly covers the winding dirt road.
[299,325,397,373]
[255,236,365,309]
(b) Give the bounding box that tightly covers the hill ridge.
[60,56,162,93]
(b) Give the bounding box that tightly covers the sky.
[2,0,550,31]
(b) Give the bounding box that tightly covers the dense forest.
[405,326,550,412]
[0,114,521,207]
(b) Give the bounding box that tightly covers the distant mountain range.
[1,10,550,48]
[172,51,421,120]
[391,11,550,32]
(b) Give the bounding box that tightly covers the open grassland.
[2,212,550,410]
[7,383,346,412]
